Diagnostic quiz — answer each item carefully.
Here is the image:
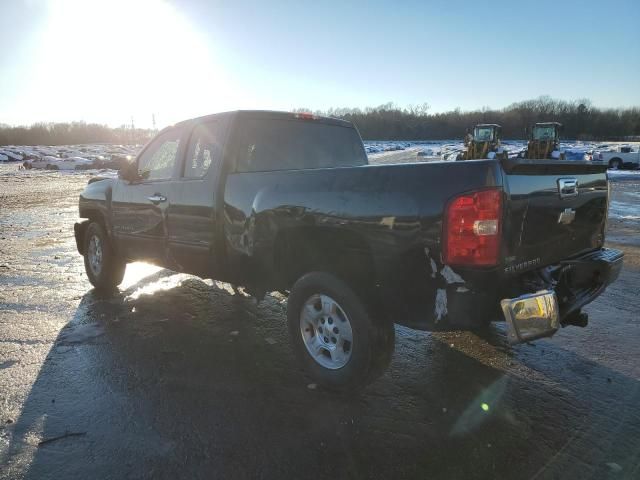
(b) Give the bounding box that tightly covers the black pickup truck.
[74,110,623,390]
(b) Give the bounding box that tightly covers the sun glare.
[24,0,227,127]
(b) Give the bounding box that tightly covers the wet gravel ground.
[1,165,639,480]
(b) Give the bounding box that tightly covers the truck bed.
[222,158,611,330]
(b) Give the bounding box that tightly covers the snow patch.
[434,288,448,322]
[425,247,438,278]
[440,265,464,284]
[57,323,105,345]
[610,200,640,222]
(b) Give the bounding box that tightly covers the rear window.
[234,118,367,172]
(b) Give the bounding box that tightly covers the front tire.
[609,158,622,170]
[287,272,394,391]
[83,222,126,291]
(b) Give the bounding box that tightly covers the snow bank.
[365,140,639,164]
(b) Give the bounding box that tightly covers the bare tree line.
[0,122,155,146]
[300,96,640,140]
[1,96,639,145]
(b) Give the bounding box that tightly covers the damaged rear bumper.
[501,290,559,344]
[501,247,623,344]
[382,246,623,335]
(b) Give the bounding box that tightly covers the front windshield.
[474,127,494,142]
[533,126,556,141]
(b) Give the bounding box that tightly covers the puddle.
[57,323,105,345]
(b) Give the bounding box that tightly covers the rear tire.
[83,222,126,291]
[287,271,394,392]
[609,158,622,170]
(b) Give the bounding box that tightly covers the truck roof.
[176,110,353,129]
[476,124,501,128]
[535,122,563,127]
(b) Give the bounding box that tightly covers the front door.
[112,127,183,263]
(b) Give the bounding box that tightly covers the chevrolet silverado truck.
[74,110,623,390]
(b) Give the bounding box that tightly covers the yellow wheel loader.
[522,122,566,160]
[457,124,508,160]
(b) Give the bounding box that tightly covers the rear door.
[166,119,227,276]
[501,159,609,274]
[112,127,184,262]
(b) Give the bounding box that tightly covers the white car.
[0,150,24,162]
[25,155,60,169]
[26,156,91,170]
[594,145,640,170]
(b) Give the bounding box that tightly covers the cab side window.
[184,121,221,178]
[137,129,182,181]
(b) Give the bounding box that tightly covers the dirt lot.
[1,165,639,479]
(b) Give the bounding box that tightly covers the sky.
[0,0,639,128]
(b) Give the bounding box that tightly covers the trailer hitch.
[562,310,589,328]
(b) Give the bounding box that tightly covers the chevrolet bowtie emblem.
[558,208,576,225]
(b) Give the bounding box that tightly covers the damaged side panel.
[221,158,504,323]
[424,248,487,329]
[379,246,498,331]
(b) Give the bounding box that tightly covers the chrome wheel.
[87,234,103,277]
[299,294,353,370]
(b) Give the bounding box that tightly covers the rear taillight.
[294,112,317,120]
[444,188,502,266]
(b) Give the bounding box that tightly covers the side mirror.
[118,162,139,183]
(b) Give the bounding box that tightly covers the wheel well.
[82,210,108,230]
[77,210,108,252]
[609,157,622,165]
[274,227,376,294]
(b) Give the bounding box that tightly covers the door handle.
[147,194,167,204]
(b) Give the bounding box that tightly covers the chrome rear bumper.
[501,248,623,344]
[501,290,559,344]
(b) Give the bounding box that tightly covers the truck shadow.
[3,269,640,480]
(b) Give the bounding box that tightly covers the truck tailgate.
[500,159,609,273]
